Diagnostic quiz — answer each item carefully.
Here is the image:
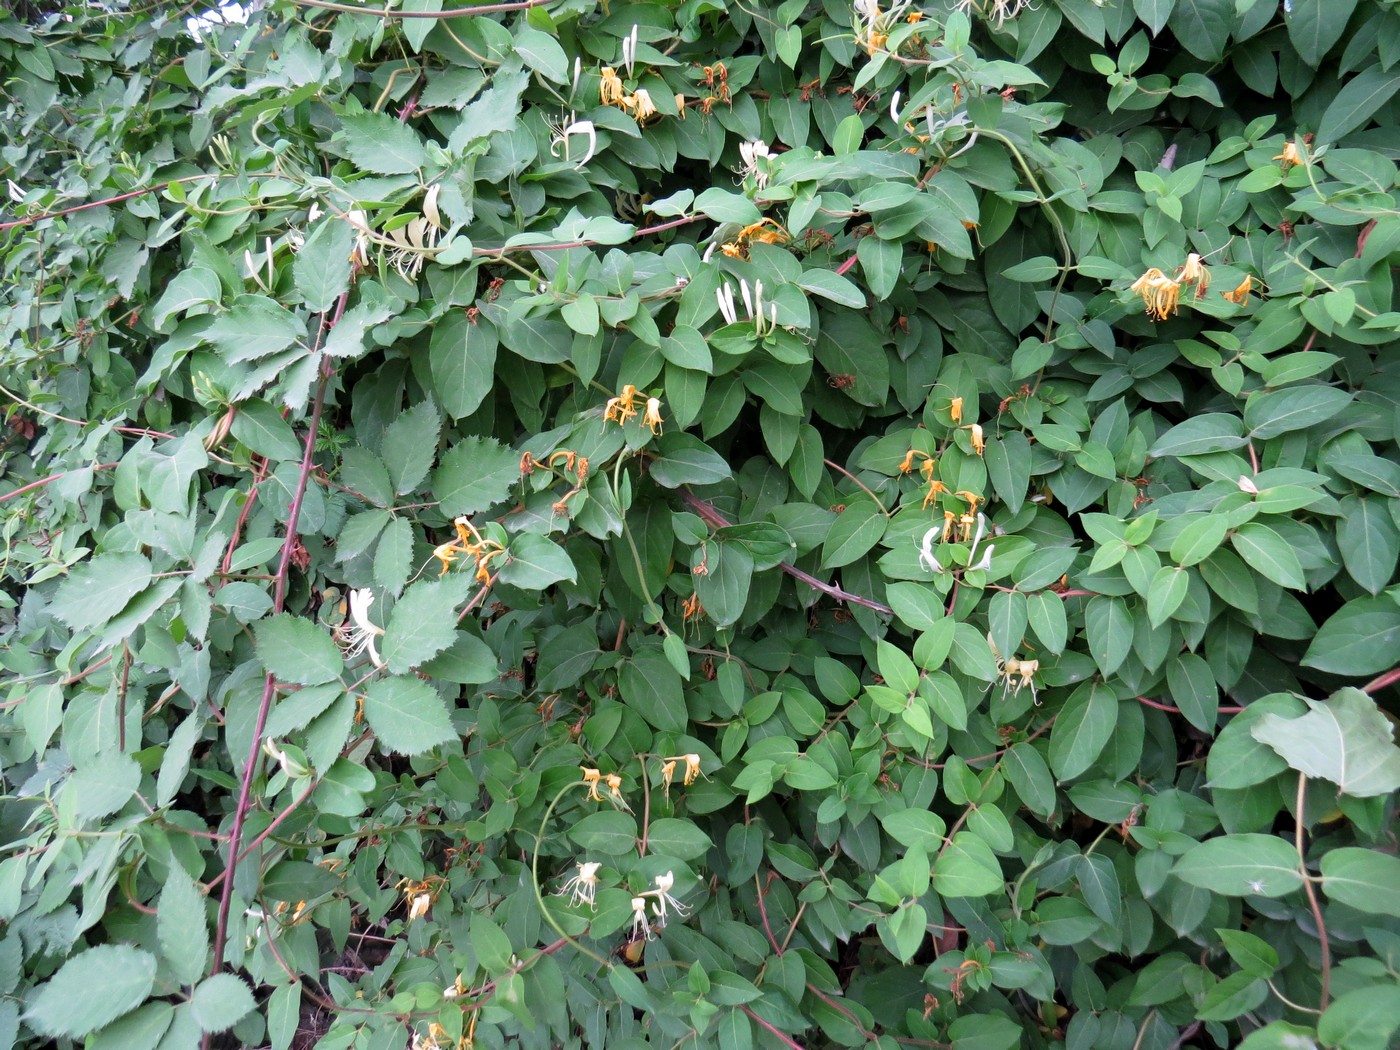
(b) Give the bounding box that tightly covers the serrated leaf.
[340,109,427,174]
[23,945,157,1038]
[293,219,354,312]
[207,296,304,363]
[51,553,152,632]
[381,576,472,673]
[254,614,345,685]
[380,400,441,495]
[189,974,255,1033]
[433,435,520,516]
[159,867,207,986]
[362,675,456,755]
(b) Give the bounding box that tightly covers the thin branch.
[1363,666,1400,694]
[1136,695,1245,716]
[206,294,347,1020]
[0,463,118,503]
[1294,772,1331,1011]
[203,777,318,894]
[680,489,893,615]
[739,1005,806,1049]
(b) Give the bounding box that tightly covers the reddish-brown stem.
[203,777,318,894]
[222,455,271,577]
[206,295,347,1015]
[903,715,1057,771]
[755,872,782,955]
[1363,666,1400,694]
[479,215,702,256]
[1137,694,1245,716]
[680,490,894,615]
[0,463,118,503]
[1295,773,1331,1010]
[740,1005,806,1049]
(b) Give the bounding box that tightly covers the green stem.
[531,781,612,970]
[613,453,671,635]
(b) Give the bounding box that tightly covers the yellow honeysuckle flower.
[1274,140,1304,170]
[948,396,963,424]
[580,766,604,801]
[604,384,642,426]
[600,67,625,106]
[964,422,986,455]
[921,478,946,510]
[1223,275,1254,305]
[604,771,632,812]
[1177,253,1210,297]
[644,397,664,435]
[1129,268,1181,321]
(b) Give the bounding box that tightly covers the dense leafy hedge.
[3,0,1400,1047]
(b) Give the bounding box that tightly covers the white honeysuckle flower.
[639,870,690,927]
[423,185,443,230]
[702,241,717,263]
[408,893,431,921]
[629,896,653,940]
[716,283,738,325]
[571,56,582,95]
[557,860,602,909]
[622,24,639,76]
[890,90,901,123]
[918,526,944,574]
[966,512,988,564]
[346,588,386,668]
[854,0,879,20]
[1238,475,1259,494]
[969,544,996,572]
[737,139,773,188]
[7,179,25,202]
[740,277,754,318]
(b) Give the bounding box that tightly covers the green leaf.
[886,582,945,632]
[796,269,866,308]
[1301,598,1400,675]
[1338,495,1399,595]
[499,533,576,589]
[189,974,255,1033]
[513,26,569,83]
[1166,652,1217,733]
[645,818,712,860]
[1230,523,1305,589]
[1168,0,1233,61]
[569,809,638,854]
[294,219,354,312]
[931,833,1004,897]
[382,576,472,674]
[1244,385,1352,439]
[470,912,515,975]
[618,648,686,732]
[362,675,455,756]
[1002,742,1056,817]
[694,188,761,224]
[158,865,209,986]
[1284,0,1359,67]
[1317,986,1400,1050]
[433,435,520,515]
[1148,414,1246,457]
[1250,688,1400,797]
[207,296,304,362]
[648,433,732,487]
[1320,848,1400,917]
[1146,565,1188,627]
[430,313,498,421]
[340,109,427,174]
[23,945,157,1038]
[1317,67,1400,145]
[1172,834,1304,896]
[820,500,886,569]
[1216,929,1279,979]
[1084,596,1132,676]
[380,399,441,495]
[1196,970,1267,1022]
[51,553,153,632]
[255,614,345,685]
[1049,682,1117,780]
[66,751,140,822]
[230,398,302,461]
